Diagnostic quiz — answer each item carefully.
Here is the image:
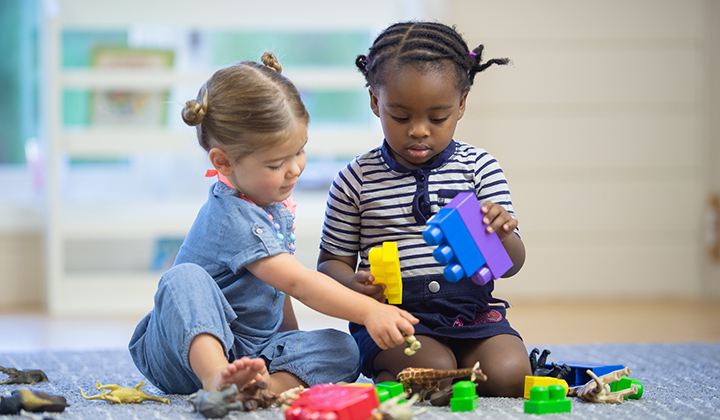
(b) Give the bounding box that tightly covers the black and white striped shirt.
[320,140,516,280]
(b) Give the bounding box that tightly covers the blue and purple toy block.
[422,192,513,285]
[545,362,627,387]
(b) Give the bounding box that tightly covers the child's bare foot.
[207,357,268,392]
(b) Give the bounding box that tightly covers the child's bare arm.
[248,253,417,349]
[278,297,299,332]
[480,201,526,277]
[317,249,385,301]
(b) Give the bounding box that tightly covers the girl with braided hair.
[129,53,418,395]
[318,22,531,398]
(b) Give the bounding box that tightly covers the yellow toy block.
[524,376,569,399]
[369,242,403,304]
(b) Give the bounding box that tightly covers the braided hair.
[356,21,509,93]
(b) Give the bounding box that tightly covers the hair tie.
[469,52,477,57]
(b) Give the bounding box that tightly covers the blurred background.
[1,0,719,350]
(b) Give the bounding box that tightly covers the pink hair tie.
[469,52,477,57]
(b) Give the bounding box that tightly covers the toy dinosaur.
[190,381,286,418]
[0,367,49,385]
[528,348,571,378]
[0,389,68,414]
[372,393,426,420]
[396,361,486,401]
[567,367,638,403]
[404,335,422,356]
[80,381,169,404]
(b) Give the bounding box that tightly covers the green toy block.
[524,385,571,415]
[450,381,478,412]
[375,382,405,403]
[609,377,644,400]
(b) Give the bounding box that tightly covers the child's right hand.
[362,304,418,350]
[349,271,386,302]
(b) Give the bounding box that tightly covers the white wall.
[1,0,718,314]
[447,0,711,300]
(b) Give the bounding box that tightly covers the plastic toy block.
[546,362,626,387]
[524,385,571,415]
[369,242,403,304]
[609,377,644,400]
[375,381,405,403]
[524,376,569,399]
[423,208,486,283]
[445,192,513,284]
[285,384,379,420]
[450,381,479,412]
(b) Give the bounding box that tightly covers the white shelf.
[48,272,160,316]
[61,67,364,91]
[60,128,198,156]
[41,0,411,316]
[59,201,201,239]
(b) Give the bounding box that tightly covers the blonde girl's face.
[229,119,308,206]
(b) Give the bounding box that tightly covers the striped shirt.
[320,139,516,280]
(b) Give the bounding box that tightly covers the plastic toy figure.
[528,348,571,378]
[566,367,638,403]
[543,360,626,387]
[423,192,513,286]
[369,242,403,304]
[396,361,486,401]
[372,393,426,420]
[403,335,421,356]
[80,381,170,404]
[190,382,284,418]
[0,367,49,385]
[0,389,68,414]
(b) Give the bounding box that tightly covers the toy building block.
[375,382,405,403]
[423,208,487,283]
[546,362,626,387]
[524,385,571,415]
[524,376,569,399]
[285,384,379,420]
[609,377,644,400]
[445,192,513,284]
[369,242,403,304]
[450,381,479,412]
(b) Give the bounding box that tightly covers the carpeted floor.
[1,342,719,419]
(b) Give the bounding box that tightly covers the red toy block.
[285,384,379,420]
[445,192,513,284]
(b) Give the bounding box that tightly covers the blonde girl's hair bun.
[261,52,282,73]
[182,89,208,126]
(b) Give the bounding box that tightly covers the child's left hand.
[480,201,518,243]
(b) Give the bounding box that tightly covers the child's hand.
[363,304,418,350]
[481,201,518,243]
[349,271,386,302]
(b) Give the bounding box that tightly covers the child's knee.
[479,354,530,397]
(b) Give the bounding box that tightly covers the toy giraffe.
[396,361,486,401]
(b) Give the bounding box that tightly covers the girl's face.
[369,63,467,169]
[229,119,307,206]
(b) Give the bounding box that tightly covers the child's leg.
[188,333,267,392]
[372,335,456,383]
[259,329,361,392]
[452,334,531,397]
[129,263,260,393]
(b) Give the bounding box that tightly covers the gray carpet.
[1,342,719,419]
